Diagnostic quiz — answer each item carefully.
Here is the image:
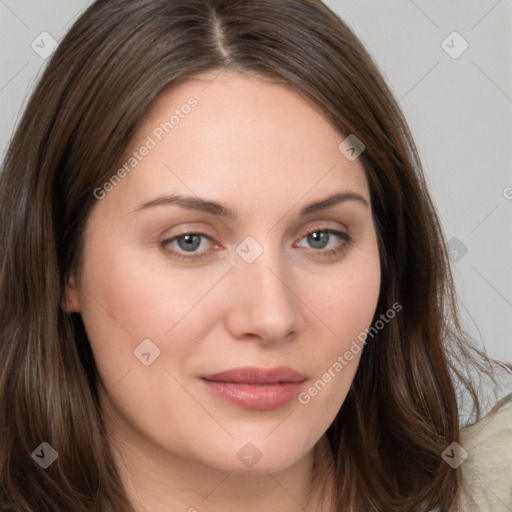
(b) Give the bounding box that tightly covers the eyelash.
[161,227,354,262]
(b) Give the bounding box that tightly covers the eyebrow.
[132,190,369,218]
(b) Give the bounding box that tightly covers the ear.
[63,273,81,313]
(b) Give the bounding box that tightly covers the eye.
[295,227,353,257]
[161,227,353,262]
[161,232,214,260]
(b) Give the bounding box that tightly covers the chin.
[191,433,315,476]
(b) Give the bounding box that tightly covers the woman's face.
[66,71,381,475]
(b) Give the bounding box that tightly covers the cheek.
[76,238,229,384]
[295,251,380,415]
[313,252,381,348]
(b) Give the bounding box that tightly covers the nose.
[223,244,304,346]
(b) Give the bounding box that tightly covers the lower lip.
[202,380,306,410]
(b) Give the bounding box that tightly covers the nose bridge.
[226,235,301,343]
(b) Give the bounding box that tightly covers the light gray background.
[1,0,511,362]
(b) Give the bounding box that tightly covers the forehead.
[104,71,371,218]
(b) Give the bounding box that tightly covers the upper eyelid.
[164,219,350,239]
[165,225,348,242]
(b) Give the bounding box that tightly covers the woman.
[0,0,510,510]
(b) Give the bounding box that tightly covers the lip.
[201,366,307,410]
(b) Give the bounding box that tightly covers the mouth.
[201,366,308,410]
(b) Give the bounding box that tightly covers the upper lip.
[202,366,307,384]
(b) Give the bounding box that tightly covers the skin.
[65,70,381,512]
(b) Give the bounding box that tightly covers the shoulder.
[450,393,512,512]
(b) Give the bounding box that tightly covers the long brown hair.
[0,0,498,510]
